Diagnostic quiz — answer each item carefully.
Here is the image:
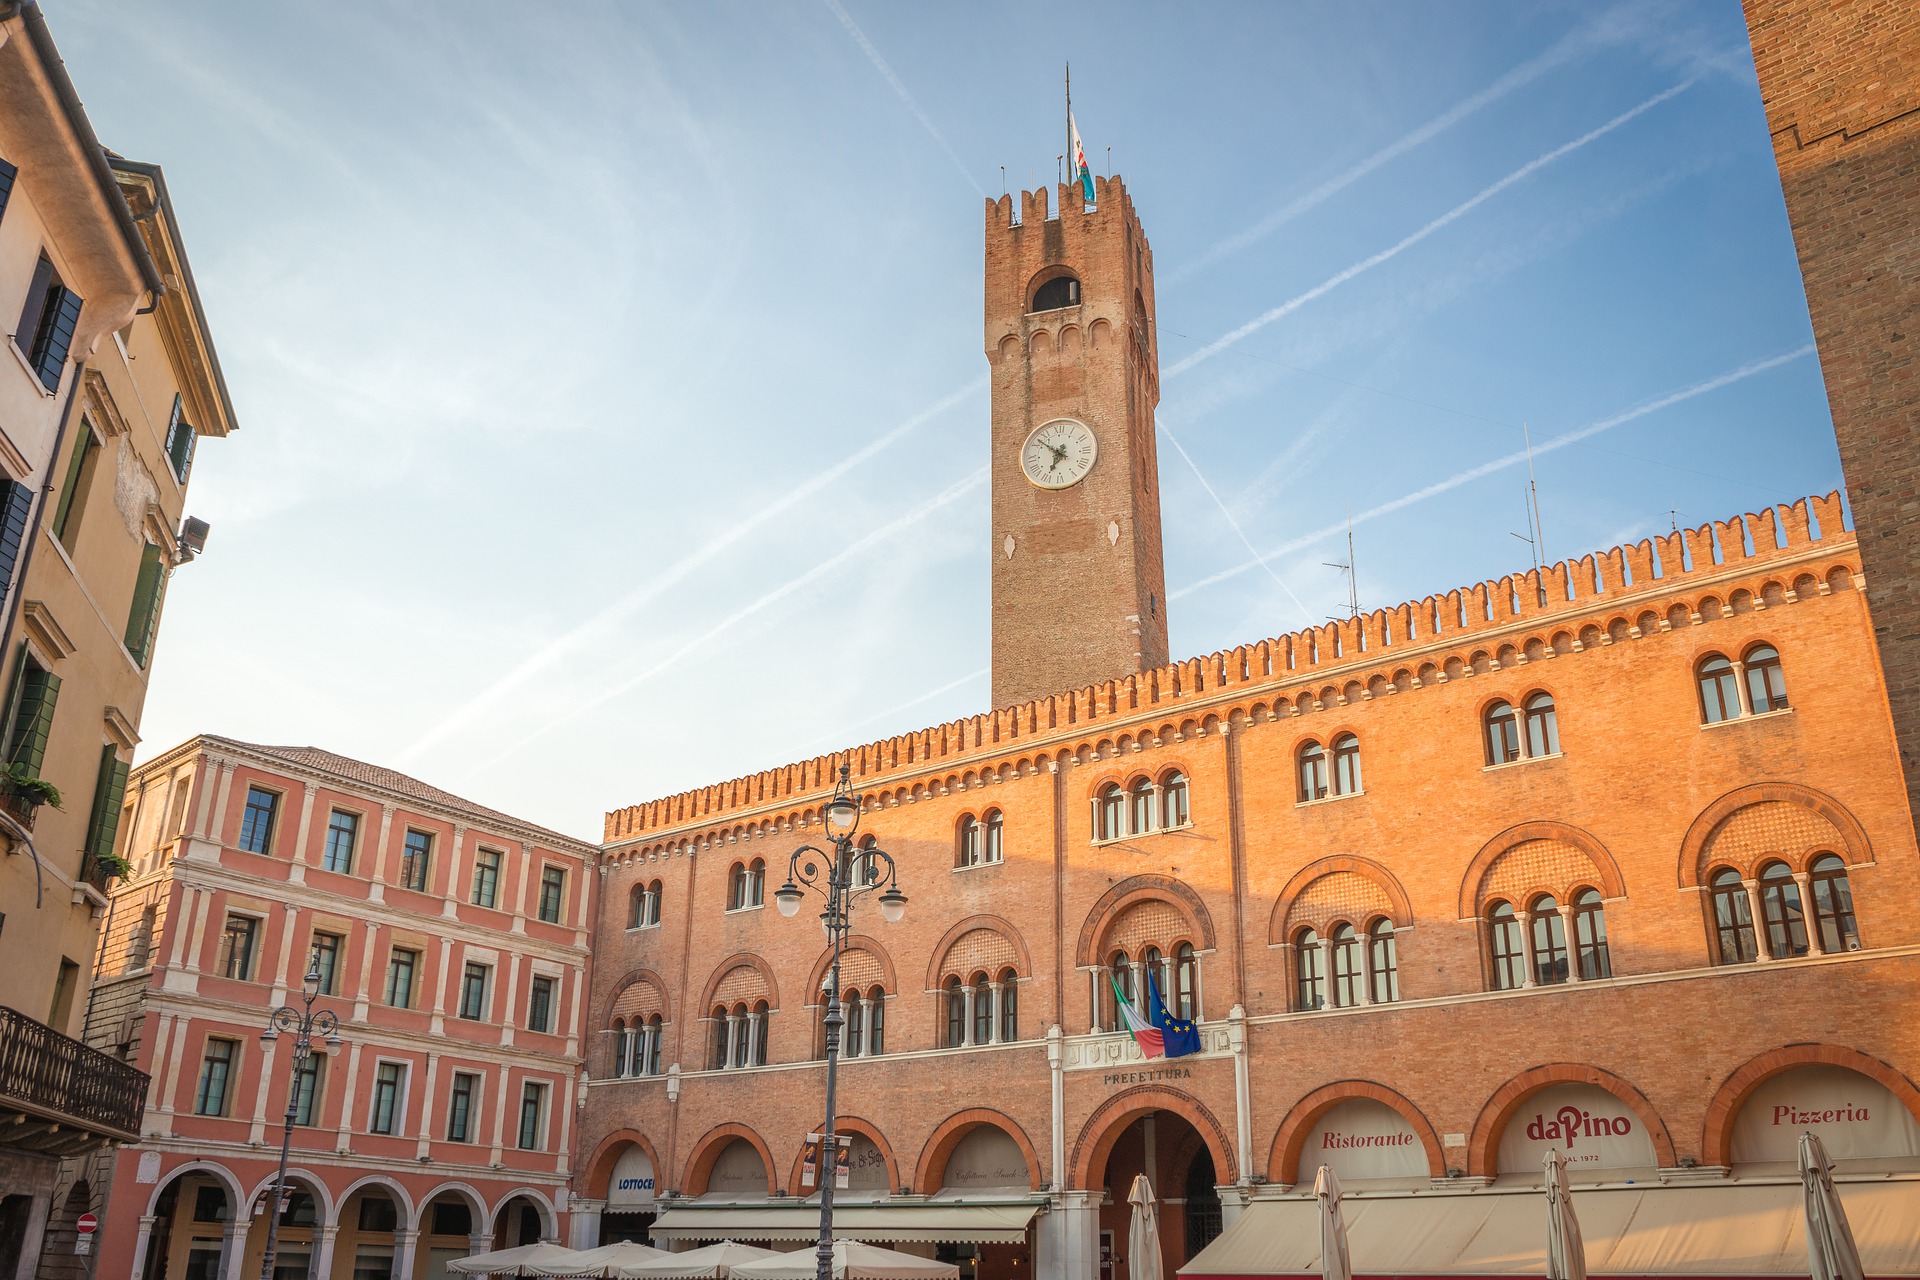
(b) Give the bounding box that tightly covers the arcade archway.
[1079,1096,1233,1280]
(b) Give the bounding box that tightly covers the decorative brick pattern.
[610,980,663,1021]
[1480,839,1601,906]
[713,964,770,1006]
[941,928,1017,981]
[1287,871,1397,931]
[1105,899,1187,955]
[835,946,884,990]
[1701,800,1845,874]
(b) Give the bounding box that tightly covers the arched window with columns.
[866,985,887,1053]
[971,973,993,1045]
[1294,928,1325,1011]
[983,810,1004,864]
[708,1006,729,1069]
[1297,742,1328,802]
[1331,734,1362,796]
[1697,654,1742,724]
[1129,779,1155,835]
[1744,643,1789,713]
[845,990,865,1058]
[1096,784,1125,841]
[998,968,1018,1041]
[957,815,983,868]
[1160,770,1189,828]
[643,1013,663,1075]
[1809,854,1858,952]
[1173,943,1198,1019]
[1488,902,1525,991]
[1367,919,1398,1003]
[1529,894,1569,985]
[1573,889,1610,978]
[1710,867,1758,964]
[1328,923,1362,1007]
[944,977,965,1048]
[1760,860,1809,958]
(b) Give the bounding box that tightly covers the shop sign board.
[608,1147,655,1207]
[1731,1066,1920,1163]
[1498,1084,1655,1175]
[1296,1100,1427,1182]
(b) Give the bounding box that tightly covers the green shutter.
[84,746,130,868]
[124,542,166,667]
[6,661,60,774]
[51,430,95,546]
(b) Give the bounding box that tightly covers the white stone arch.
[145,1160,246,1217]
[337,1173,418,1230]
[242,1168,337,1225]
[419,1181,494,1236]
[490,1187,559,1242]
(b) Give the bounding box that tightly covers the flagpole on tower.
[1065,62,1071,192]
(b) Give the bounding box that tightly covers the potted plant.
[0,762,61,827]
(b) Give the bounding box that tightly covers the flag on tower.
[1069,111,1095,202]
[1148,973,1203,1059]
[1109,973,1165,1058]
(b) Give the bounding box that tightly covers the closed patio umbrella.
[1544,1148,1587,1280]
[1129,1173,1165,1280]
[534,1242,670,1276]
[449,1245,586,1277]
[1800,1131,1866,1280]
[1313,1165,1350,1280]
[618,1241,784,1279]
[726,1241,957,1278]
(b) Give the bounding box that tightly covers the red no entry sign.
[75,1214,97,1235]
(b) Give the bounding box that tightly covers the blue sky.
[52,1,1836,838]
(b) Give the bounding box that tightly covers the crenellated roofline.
[603,492,1858,849]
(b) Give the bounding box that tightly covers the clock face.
[1021,418,1098,490]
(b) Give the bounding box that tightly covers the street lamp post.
[773,765,908,1280]
[258,962,343,1280]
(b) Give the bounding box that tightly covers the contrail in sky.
[397,377,985,765]
[801,666,990,752]
[1168,22,1603,283]
[1155,413,1316,626]
[1171,344,1816,600]
[462,467,991,778]
[1162,80,1694,380]
[824,0,985,197]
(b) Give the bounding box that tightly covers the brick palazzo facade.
[574,179,1920,1280]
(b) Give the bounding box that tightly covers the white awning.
[1180,1180,1920,1277]
[648,1202,1041,1245]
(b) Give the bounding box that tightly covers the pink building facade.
[78,736,598,1280]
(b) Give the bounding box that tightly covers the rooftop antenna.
[1669,508,1681,535]
[1322,506,1360,620]
[1106,145,1112,177]
[1000,165,1006,198]
[1523,420,1547,566]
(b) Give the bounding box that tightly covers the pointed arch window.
[1330,735,1362,796]
[746,859,765,907]
[1096,784,1125,842]
[1031,274,1081,312]
[1573,889,1610,978]
[1524,693,1560,757]
[852,836,878,887]
[727,864,748,911]
[983,810,1004,864]
[1488,902,1525,991]
[1744,643,1789,713]
[1367,920,1399,1003]
[1129,779,1155,835]
[1698,655,1741,724]
[1293,929,1325,1011]
[1761,861,1809,958]
[1297,742,1328,802]
[1809,854,1858,952]
[1160,771,1189,828]
[1484,702,1522,765]
[957,815,982,868]
[1710,868,1758,964]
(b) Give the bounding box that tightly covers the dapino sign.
[1524,1104,1635,1150]
[1499,1085,1655,1172]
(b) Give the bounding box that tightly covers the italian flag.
[1109,974,1164,1058]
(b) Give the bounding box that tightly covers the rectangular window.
[51,424,99,550]
[123,541,167,668]
[368,1061,405,1135]
[309,932,342,995]
[163,394,198,483]
[323,810,359,873]
[385,948,418,1007]
[48,957,78,1029]
[537,866,565,923]
[4,650,61,775]
[0,157,16,224]
[219,914,258,980]
[447,1072,478,1143]
[458,962,490,1021]
[192,1185,229,1222]
[400,829,431,892]
[15,255,84,392]
[527,974,555,1033]
[471,849,501,907]
[517,1081,547,1150]
[82,746,130,877]
[291,1055,324,1126]
[195,1037,237,1115]
[238,787,279,855]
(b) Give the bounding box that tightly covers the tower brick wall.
[986,176,1169,707]
[1742,0,1920,811]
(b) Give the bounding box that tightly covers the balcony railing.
[0,1004,147,1149]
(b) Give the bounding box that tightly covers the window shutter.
[51,431,94,545]
[0,480,34,613]
[84,746,131,868]
[124,543,167,667]
[31,285,83,393]
[7,662,61,774]
[0,158,16,224]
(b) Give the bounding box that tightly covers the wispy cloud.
[395,378,985,765]
[1163,81,1695,380]
[823,0,985,197]
[799,666,989,753]
[461,466,991,779]
[1172,344,1816,600]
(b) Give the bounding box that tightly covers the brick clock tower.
[985,176,1169,708]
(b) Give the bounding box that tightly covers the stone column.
[128,1216,159,1280]
[1089,968,1105,1034]
[1036,1191,1101,1280]
[962,985,977,1047]
[1559,904,1585,982]
[1794,871,1821,952]
[217,1219,249,1280]
[568,1201,603,1250]
[311,1226,340,1280]
[725,1014,742,1068]
[1744,880,1774,961]
[392,1229,420,1280]
[987,982,1003,1045]
[1518,913,1538,988]
[745,1010,762,1066]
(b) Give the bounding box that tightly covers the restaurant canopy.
[646,1202,1039,1245]
[1180,1181,1920,1278]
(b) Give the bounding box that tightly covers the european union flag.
[1147,973,1203,1058]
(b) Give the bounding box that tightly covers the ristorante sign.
[1297,1101,1428,1181]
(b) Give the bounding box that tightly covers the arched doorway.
[337,1184,406,1280]
[419,1190,485,1280]
[242,1175,326,1280]
[491,1195,549,1249]
[1093,1110,1222,1280]
[39,1179,94,1280]
[143,1170,240,1280]
[599,1145,658,1244]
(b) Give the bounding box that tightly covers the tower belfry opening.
[984,175,1168,708]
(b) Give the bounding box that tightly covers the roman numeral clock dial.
[1020,418,1098,490]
